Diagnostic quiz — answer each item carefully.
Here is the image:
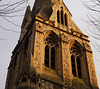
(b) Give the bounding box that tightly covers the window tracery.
[45,35,56,70]
[70,44,82,78]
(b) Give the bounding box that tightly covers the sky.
[0,0,100,89]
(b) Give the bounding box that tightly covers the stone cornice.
[35,15,90,42]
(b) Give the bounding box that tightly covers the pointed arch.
[30,71,38,85]
[69,40,83,52]
[21,77,27,83]
[20,74,28,84]
[44,30,59,70]
[69,40,83,78]
[30,74,37,85]
[44,30,59,43]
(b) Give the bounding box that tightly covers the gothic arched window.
[64,13,67,26]
[70,44,82,78]
[45,35,56,70]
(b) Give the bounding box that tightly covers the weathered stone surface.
[5,0,99,89]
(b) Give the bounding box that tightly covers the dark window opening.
[45,46,49,67]
[61,10,64,25]
[22,77,27,82]
[45,36,56,70]
[76,57,82,78]
[71,55,76,77]
[71,44,82,79]
[57,10,60,23]
[64,13,67,26]
[51,47,55,69]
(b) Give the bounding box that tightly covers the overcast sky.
[0,0,100,89]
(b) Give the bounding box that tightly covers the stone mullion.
[62,42,71,89]
[86,52,98,89]
[63,12,65,26]
[74,57,78,77]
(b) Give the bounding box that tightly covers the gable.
[49,1,83,33]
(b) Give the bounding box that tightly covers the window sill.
[42,65,62,81]
[72,76,84,83]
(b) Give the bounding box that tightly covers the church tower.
[5,0,99,89]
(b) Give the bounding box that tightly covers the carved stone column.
[33,31,43,73]
[86,52,98,89]
[41,80,53,89]
[62,42,72,89]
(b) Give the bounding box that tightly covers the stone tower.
[5,0,99,89]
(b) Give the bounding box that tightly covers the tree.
[82,0,100,53]
[0,0,28,40]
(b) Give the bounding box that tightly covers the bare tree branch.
[0,26,20,33]
[91,41,100,52]
[0,0,28,16]
[94,55,100,63]
[82,0,100,54]
[1,15,24,17]
[2,16,20,27]
[82,0,100,12]
[0,0,28,39]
